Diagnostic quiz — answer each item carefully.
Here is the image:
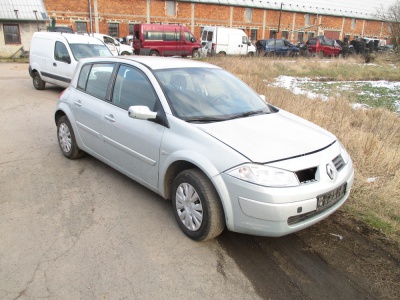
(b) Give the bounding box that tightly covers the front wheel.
[172,169,225,241]
[57,116,84,159]
[191,49,200,59]
[33,72,45,90]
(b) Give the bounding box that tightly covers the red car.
[306,36,342,57]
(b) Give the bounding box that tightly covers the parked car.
[306,36,341,57]
[132,24,201,57]
[29,32,112,90]
[49,26,74,33]
[201,26,256,56]
[55,56,354,241]
[85,33,134,55]
[256,39,299,57]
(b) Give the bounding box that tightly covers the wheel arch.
[160,153,234,230]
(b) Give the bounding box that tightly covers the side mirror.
[128,106,157,120]
[191,37,196,43]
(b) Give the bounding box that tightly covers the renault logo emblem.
[326,164,335,180]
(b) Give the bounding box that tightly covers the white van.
[29,32,112,90]
[201,26,256,56]
[87,33,134,55]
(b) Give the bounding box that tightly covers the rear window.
[307,39,316,45]
[79,63,115,100]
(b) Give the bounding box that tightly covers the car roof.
[33,32,105,45]
[79,56,221,70]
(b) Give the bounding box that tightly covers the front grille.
[332,154,345,171]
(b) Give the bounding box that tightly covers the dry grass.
[205,56,400,243]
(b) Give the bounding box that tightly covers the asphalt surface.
[0,62,380,300]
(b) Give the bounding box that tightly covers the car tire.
[149,50,159,56]
[172,169,225,241]
[121,51,130,55]
[57,115,84,159]
[192,49,200,58]
[33,72,45,90]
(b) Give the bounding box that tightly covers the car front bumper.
[214,158,354,237]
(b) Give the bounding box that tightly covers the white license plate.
[316,183,347,212]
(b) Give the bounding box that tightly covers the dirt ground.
[1,62,399,300]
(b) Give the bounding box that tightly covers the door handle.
[53,62,57,66]
[104,114,115,122]
[74,100,82,106]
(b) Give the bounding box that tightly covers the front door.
[103,64,165,189]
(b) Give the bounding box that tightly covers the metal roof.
[0,0,48,21]
[179,0,385,21]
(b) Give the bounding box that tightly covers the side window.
[206,31,213,42]
[112,65,158,110]
[54,41,70,63]
[85,63,115,100]
[77,64,92,90]
[103,36,115,45]
[184,32,195,42]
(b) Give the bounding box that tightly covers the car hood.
[196,112,336,163]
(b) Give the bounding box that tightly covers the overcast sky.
[281,0,396,16]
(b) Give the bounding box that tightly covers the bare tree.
[377,0,400,48]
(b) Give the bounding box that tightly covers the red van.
[133,24,201,58]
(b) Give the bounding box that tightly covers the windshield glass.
[154,68,274,121]
[70,43,112,60]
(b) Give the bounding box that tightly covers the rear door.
[72,62,116,158]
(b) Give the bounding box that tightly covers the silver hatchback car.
[55,56,354,241]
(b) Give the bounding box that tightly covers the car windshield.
[70,44,112,60]
[154,68,274,122]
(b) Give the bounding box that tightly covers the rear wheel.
[121,51,130,55]
[33,72,45,90]
[149,50,159,56]
[172,169,225,241]
[57,116,84,159]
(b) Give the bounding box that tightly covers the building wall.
[0,22,47,57]
[42,0,392,43]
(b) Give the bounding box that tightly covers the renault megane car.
[55,56,354,241]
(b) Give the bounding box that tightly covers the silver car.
[55,56,354,241]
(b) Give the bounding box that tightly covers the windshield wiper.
[226,110,267,120]
[184,116,226,123]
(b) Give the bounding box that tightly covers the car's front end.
[216,140,354,237]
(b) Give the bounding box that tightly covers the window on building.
[298,32,304,43]
[76,22,87,33]
[305,14,310,26]
[351,18,356,29]
[3,24,21,44]
[307,32,314,40]
[251,29,258,41]
[245,8,252,22]
[281,31,288,39]
[166,1,176,16]
[108,23,119,38]
[129,24,134,35]
[270,30,276,39]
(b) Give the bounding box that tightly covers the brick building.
[43,0,392,44]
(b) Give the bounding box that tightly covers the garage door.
[324,31,340,40]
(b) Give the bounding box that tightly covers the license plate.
[316,183,347,212]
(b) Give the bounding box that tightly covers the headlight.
[339,141,350,164]
[226,164,299,187]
